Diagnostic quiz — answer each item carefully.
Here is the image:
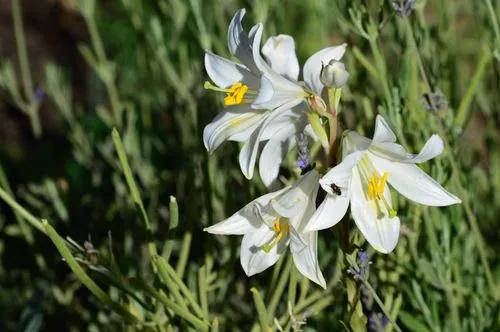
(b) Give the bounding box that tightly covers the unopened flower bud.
[320,60,349,88]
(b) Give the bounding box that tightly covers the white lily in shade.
[306,115,461,253]
[204,170,326,288]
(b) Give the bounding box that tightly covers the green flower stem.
[287,265,298,308]
[251,287,272,332]
[198,265,210,319]
[42,220,138,323]
[268,254,292,318]
[345,255,402,332]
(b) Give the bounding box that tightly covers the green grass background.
[0,0,499,330]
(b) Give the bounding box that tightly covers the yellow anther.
[223,82,249,106]
[367,172,388,200]
[263,218,290,253]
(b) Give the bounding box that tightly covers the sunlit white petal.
[305,194,349,232]
[350,168,400,253]
[290,231,326,288]
[369,153,461,206]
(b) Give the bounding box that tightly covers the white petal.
[204,52,258,89]
[240,226,282,276]
[369,153,461,206]
[305,194,350,232]
[204,213,258,235]
[303,44,347,95]
[227,9,259,73]
[260,107,303,140]
[262,34,300,80]
[350,168,400,253]
[290,231,326,288]
[205,189,285,234]
[270,170,320,220]
[371,135,444,164]
[319,151,361,194]
[239,101,301,179]
[252,74,306,111]
[203,106,266,152]
[258,125,296,187]
[251,27,306,110]
[372,115,397,143]
[342,131,372,158]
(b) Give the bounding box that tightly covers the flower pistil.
[263,217,289,253]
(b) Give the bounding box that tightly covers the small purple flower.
[358,251,368,263]
[297,158,308,170]
[34,87,45,102]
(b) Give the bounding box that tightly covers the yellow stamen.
[367,172,388,200]
[204,81,250,106]
[263,218,290,253]
[223,82,249,106]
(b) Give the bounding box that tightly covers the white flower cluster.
[203,9,460,288]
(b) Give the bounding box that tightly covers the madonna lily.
[238,26,347,181]
[306,115,461,253]
[203,9,311,186]
[204,170,326,288]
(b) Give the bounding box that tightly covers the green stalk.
[346,255,402,332]
[176,232,192,278]
[81,6,122,127]
[162,259,205,319]
[0,163,34,243]
[287,265,298,308]
[198,266,209,319]
[0,186,45,233]
[112,129,157,256]
[129,276,209,331]
[455,48,492,128]
[268,255,292,318]
[485,0,500,53]
[251,288,272,332]
[162,196,179,261]
[152,255,190,311]
[43,220,138,323]
[11,0,41,137]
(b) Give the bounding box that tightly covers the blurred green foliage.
[0,0,499,330]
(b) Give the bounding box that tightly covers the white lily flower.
[203,9,311,186]
[236,28,347,182]
[204,170,326,288]
[306,115,461,253]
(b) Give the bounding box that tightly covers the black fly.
[330,183,342,196]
